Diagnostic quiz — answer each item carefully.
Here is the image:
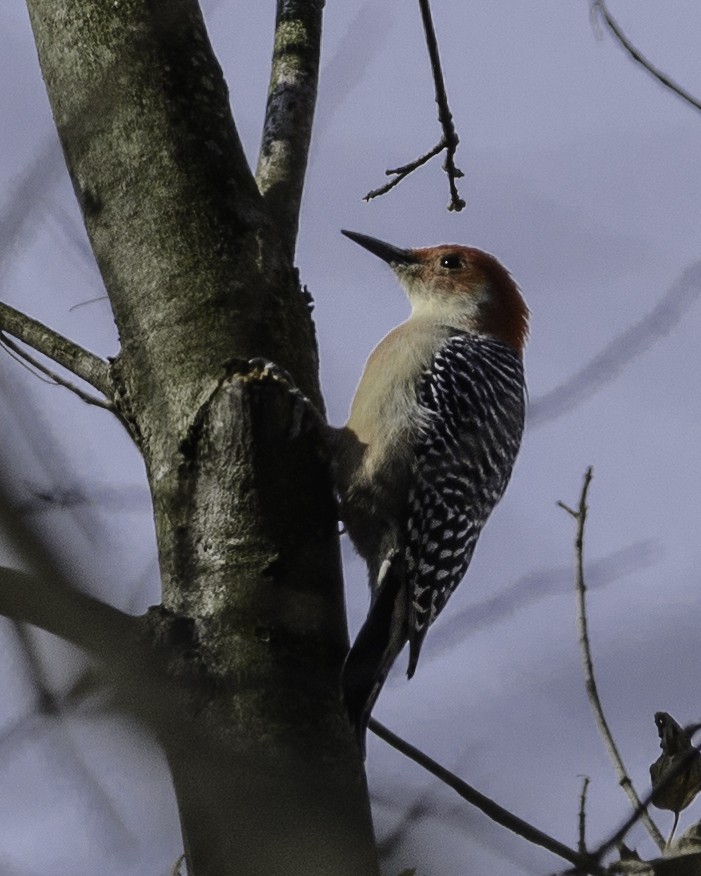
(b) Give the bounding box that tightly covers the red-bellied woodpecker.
[336,229,529,751]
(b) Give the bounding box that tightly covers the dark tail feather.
[406,621,429,680]
[342,561,407,756]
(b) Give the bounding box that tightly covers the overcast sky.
[1,2,701,874]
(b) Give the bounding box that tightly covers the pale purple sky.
[1,2,700,874]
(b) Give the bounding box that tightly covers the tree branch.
[364,141,444,201]
[369,718,605,874]
[256,0,324,255]
[592,0,701,114]
[0,565,139,669]
[0,453,136,657]
[0,333,114,411]
[0,300,112,396]
[365,0,465,211]
[559,468,666,852]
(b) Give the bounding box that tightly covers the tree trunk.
[23,0,379,872]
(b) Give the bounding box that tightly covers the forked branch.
[559,468,665,852]
[365,0,465,211]
[0,300,111,397]
[0,333,114,411]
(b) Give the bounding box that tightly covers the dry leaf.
[650,712,701,813]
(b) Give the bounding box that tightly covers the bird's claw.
[247,357,295,386]
[247,358,318,440]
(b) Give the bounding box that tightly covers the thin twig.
[578,776,590,856]
[593,0,701,114]
[365,0,465,211]
[369,718,605,874]
[0,300,112,396]
[365,142,444,201]
[68,295,109,313]
[0,333,114,411]
[560,468,665,852]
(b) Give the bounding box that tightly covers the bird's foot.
[247,358,323,439]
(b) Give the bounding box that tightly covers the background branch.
[593,0,701,114]
[0,456,137,660]
[427,540,660,662]
[0,300,112,396]
[528,262,701,428]
[559,468,665,852]
[0,565,138,665]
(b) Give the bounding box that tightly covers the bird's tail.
[341,557,408,755]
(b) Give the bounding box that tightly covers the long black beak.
[341,230,417,266]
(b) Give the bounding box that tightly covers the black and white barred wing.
[405,333,526,677]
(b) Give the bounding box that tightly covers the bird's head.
[342,229,529,354]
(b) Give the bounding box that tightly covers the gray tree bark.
[8,0,380,873]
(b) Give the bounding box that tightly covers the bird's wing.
[405,333,525,676]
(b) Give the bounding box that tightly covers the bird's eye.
[440,253,462,270]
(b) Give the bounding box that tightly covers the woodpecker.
[336,229,528,751]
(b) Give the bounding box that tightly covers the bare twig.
[578,776,590,856]
[529,261,701,428]
[369,718,605,874]
[68,296,109,312]
[256,0,324,255]
[0,333,114,411]
[0,300,112,397]
[592,0,701,114]
[559,468,665,852]
[365,0,465,211]
[365,142,444,201]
